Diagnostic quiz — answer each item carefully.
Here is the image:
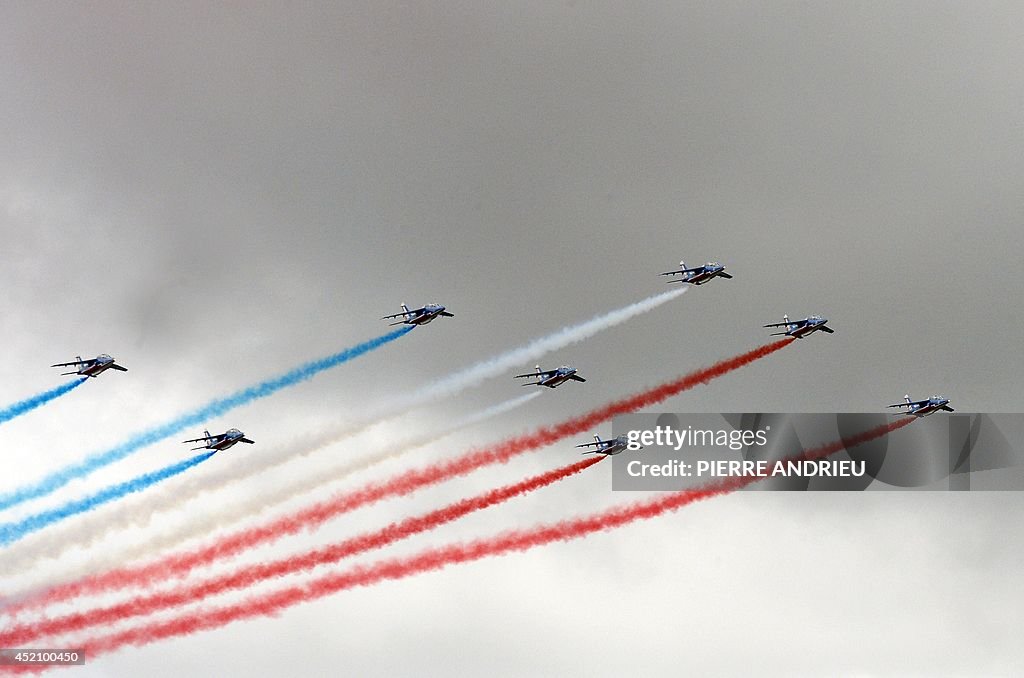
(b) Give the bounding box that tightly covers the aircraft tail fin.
[904,395,912,404]
[401,303,411,316]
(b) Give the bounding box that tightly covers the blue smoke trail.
[0,379,88,426]
[0,452,215,547]
[0,326,414,512]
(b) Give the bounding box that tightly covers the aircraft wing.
[887,402,922,409]
[381,312,412,320]
[51,360,91,367]
[762,322,795,328]
[570,375,587,382]
[718,272,733,279]
[110,363,128,371]
[514,370,556,379]
[240,437,256,444]
[439,311,455,317]
[182,435,217,443]
[941,405,955,412]
[575,441,609,448]
[819,326,835,333]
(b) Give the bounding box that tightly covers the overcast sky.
[1,2,1022,675]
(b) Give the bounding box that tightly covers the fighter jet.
[514,365,587,389]
[576,434,637,456]
[382,302,454,326]
[182,428,255,452]
[887,394,954,417]
[51,354,128,378]
[660,260,732,286]
[763,314,834,338]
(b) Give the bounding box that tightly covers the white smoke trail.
[366,287,687,418]
[0,392,542,605]
[0,288,683,594]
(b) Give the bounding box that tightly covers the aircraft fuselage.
[409,310,442,325]
[787,319,830,338]
[907,400,952,417]
[209,437,243,451]
[401,304,449,325]
[534,370,577,388]
[598,442,629,455]
[676,266,727,285]
[79,361,115,377]
[789,324,818,338]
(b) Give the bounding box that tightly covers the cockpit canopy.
[97,354,113,361]
[226,428,242,436]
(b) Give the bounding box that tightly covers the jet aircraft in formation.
[763,314,834,338]
[887,394,954,417]
[44,268,956,460]
[514,365,586,389]
[51,354,128,378]
[183,428,255,452]
[576,434,637,456]
[382,303,454,326]
[660,260,732,286]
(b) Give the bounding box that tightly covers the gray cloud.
[1,2,1022,675]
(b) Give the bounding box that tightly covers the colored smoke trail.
[150,288,686,489]
[0,456,602,645]
[0,326,413,513]
[118,289,690,526]
[445,390,544,429]
[0,291,682,589]
[74,418,914,657]
[0,392,543,601]
[23,338,791,607]
[362,288,687,421]
[0,379,86,427]
[0,453,214,547]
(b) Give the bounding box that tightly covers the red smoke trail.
[0,456,603,647]
[19,338,793,611]
[75,417,913,659]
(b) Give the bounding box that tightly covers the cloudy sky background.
[1,2,1022,675]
